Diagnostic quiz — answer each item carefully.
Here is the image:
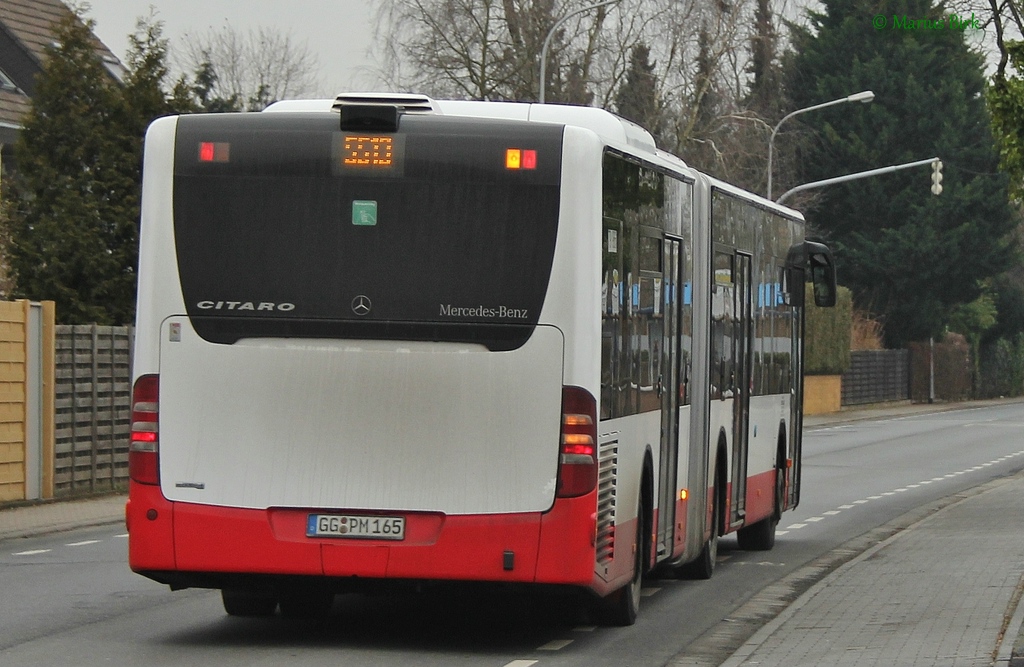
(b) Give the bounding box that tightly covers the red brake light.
[129,374,160,485]
[557,386,598,498]
[198,142,230,163]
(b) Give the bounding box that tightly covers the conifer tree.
[785,0,1016,347]
[3,12,179,324]
[615,43,660,137]
[4,12,125,323]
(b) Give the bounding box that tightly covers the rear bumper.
[127,482,599,589]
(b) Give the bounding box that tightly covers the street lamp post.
[538,0,620,104]
[767,90,874,200]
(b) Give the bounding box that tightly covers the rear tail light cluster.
[556,386,598,498]
[129,374,160,485]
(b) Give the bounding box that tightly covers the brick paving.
[722,474,1024,666]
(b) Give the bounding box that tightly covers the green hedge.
[805,284,852,375]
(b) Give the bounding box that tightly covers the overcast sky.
[81,0,379,96]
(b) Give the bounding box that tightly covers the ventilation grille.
[596,440,618,564]
[331,92,437,114]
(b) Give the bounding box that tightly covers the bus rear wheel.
[595,504,644,626]
[222,589,277,617]
[279,588,334,619]
[736,465,782,551]
[678,495,718,580]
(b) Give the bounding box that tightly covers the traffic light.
[931,160,943,195]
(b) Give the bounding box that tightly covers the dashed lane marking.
[538,639,573,651]
[66,540,100,547]
[13,549,50,556]
[504,661,538,667]
[781,448,1024,536]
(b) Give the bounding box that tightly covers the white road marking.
[504,661,538,667]
[573,625,597,632]
[538,639,573,651]
[13,549,50,556]
[810,448,1024,535]
[640,587,660,597]
[785,523,807,530]
[66,540,100,547]
[115,533,128,538]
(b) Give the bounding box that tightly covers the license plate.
[306,514,405,540]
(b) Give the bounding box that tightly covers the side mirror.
[785,241,837,308]
[806,242,837,308]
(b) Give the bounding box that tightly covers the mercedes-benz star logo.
[351,295,372,316]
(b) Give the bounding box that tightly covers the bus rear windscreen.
[172,113,564,350]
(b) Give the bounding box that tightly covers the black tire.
[736,464,782,551]
[279,589,334,619]
[221,589,277,617]
[678,495,719,580]
[596,504,644,626]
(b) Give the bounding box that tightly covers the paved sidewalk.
[721,470,1024,667]
[0,493,126,541]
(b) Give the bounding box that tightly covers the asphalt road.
[3,402,1024,666]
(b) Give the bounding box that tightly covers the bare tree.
[177,24,322,110]
[369,0,796,193]
[372,0,621,102]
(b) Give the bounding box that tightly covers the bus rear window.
[172,113,564,350]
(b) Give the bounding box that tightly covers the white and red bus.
[127,93,836,625]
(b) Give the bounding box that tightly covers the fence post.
[41,302,55,499]
[69,325,78,491]
[90,323,99,493]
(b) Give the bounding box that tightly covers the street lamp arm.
[539,0,620,104]
[775,157,940,205]
[767,90,874,199]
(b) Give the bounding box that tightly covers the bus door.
[729,253,753,527]
[656,236,682,558]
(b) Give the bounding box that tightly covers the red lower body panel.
[127,482,601,589]
[742,468,778,525]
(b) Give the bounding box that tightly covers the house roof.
[0,0,121,133]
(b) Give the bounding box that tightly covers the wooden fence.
[0,301,55,502]
[54,325,134,497]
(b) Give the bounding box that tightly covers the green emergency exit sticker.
[352,200,378,226]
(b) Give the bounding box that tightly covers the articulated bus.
[127,93,836,625]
